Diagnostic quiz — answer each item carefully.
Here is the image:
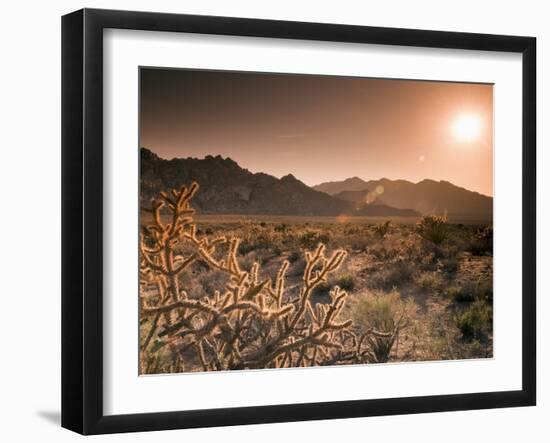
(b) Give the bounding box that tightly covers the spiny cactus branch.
[140,182,388,373]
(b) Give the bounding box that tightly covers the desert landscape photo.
[138,68,493,374]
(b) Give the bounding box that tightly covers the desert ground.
[139,205,493,374]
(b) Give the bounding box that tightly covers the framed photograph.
[61,8,536,435]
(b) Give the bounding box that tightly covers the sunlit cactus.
[139,182,390,373]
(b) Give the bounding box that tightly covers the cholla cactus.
[373,220,391,238]
[416,215,449,245]
[139,182,386,373]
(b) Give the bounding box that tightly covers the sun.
[452,113,482,143]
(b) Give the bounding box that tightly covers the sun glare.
[452,113,482,143]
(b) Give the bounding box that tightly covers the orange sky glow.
[140,69,493,196]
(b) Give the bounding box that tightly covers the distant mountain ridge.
[140,148,419,217]
[313,177,493,221]
[313,177,372,195]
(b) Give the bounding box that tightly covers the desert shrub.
[281,232,299,248]
[259,251,280,265]
[445,285,474,303]
[351,290,402,331]
[396,235,423,261]
[369,260,414,290]
[369,245,388,260]
[349,291,414,332]
[422,335,452,361]
[373,220,391,238]
[455,300,492,341]
[348,291,416,363]
[312,281,331,298]
[367,332,398,363]
[288,256,307,277]
[345,226,361,235]
[438,241,461,259]
[440,256,459,274]
[350,236,371,252]
[475,278,493,304]
[182,270,229,299]
[416,215,449,245]
[237,242,255,255]
[417,271,443,292]
[139,183,388,373]
[446,279,493,304]
[369,244,400,262]
[239,251,258,271]
[466,226,493,256]
[299,230,331,249]
[274,223,289,233]
[238,230,283,254]
[287,250,301,263]
[335,274,355,292]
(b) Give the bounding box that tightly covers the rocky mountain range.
[140,148,419,217]
[313,177,493,221]
[313,176,375,195]
[141,148,492,220]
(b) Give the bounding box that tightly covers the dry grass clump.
[455,300,492,341]
[347,290,416,363]
[445,278,489,304]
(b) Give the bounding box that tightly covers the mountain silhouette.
[313,176,370,195]
[314,177,492,221]
[140,148,419,217]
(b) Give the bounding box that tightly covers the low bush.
[299,230,331,249]
[312,281,331,297]
[417,271,443,292]
[455,300,492,341]
[287,250,301,263]
[274,223,288,233]
[445,285,474,303]
[446,279,493,304]
[416,215,449,245]
[348,290,416,363]
[440,256,459,274]
[373,220,391,238]
[350,236,371,252]
[369,260,414,290]
[335,274,355,292]
[466,226,493,256]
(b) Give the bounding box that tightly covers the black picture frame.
[61,8,536,435]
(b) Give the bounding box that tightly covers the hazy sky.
[140,68,493,196]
